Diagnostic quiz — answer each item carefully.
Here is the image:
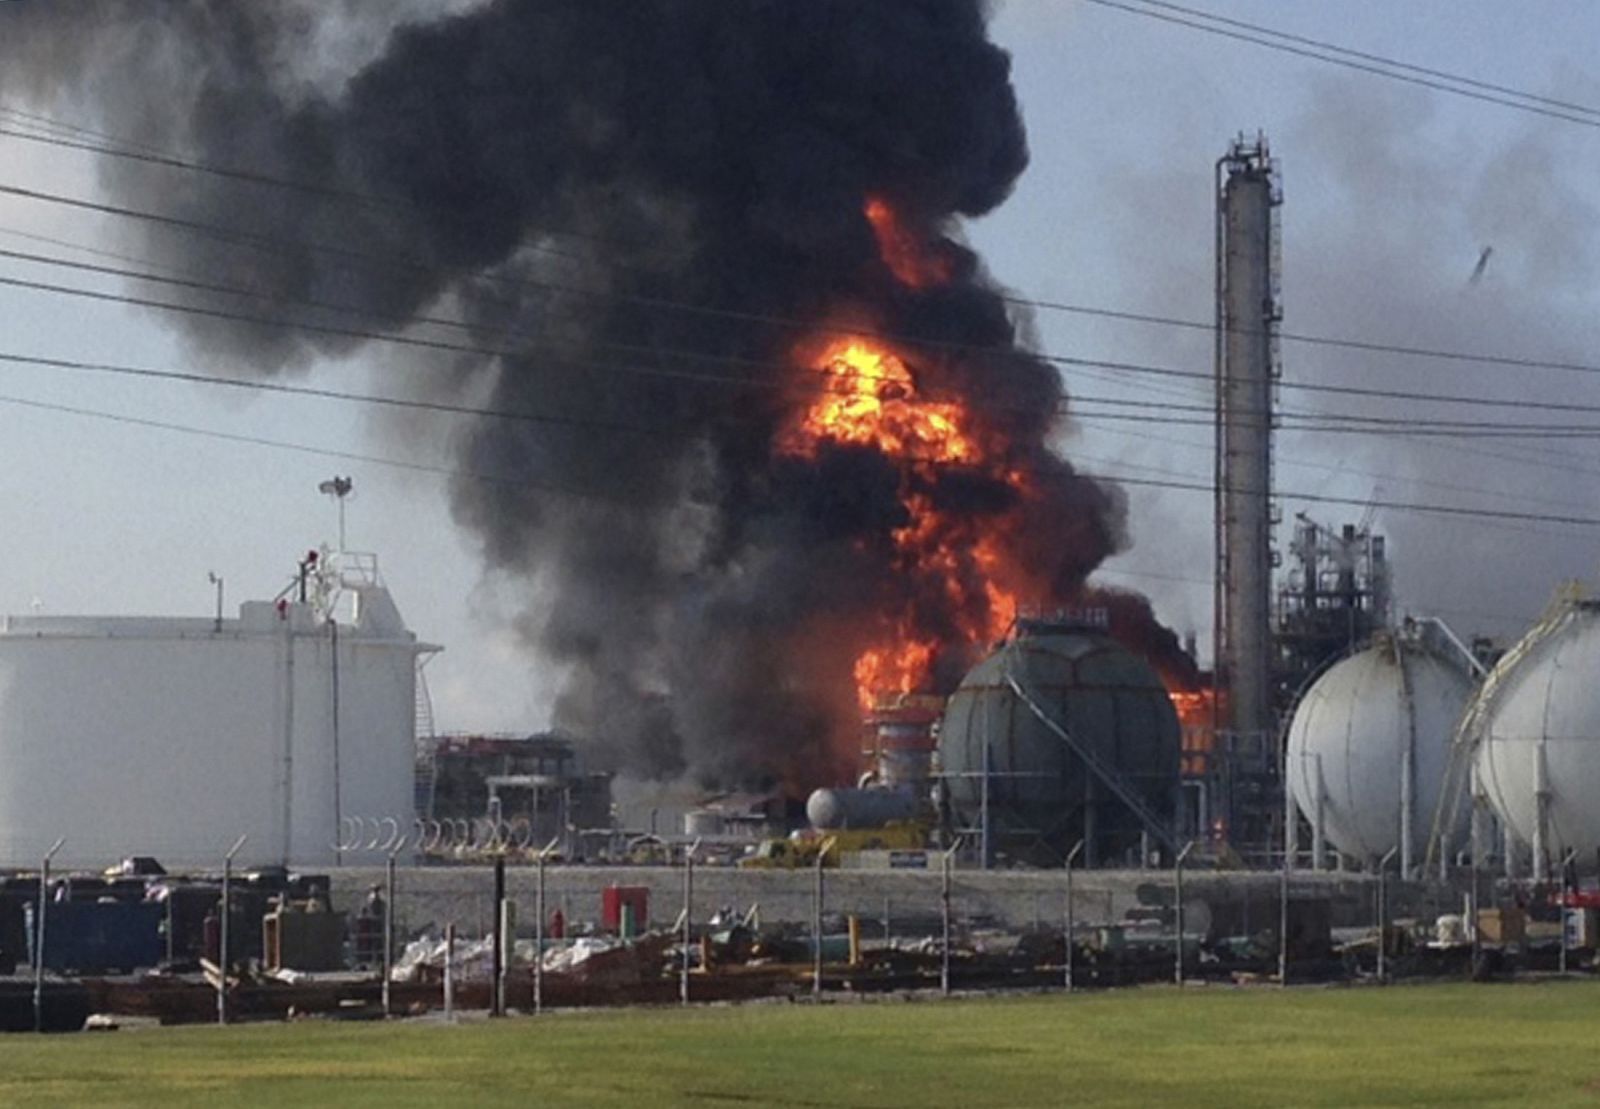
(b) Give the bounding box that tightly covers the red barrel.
[601,886,649,934]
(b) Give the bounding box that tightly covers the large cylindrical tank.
[0,557,434,870]
[1286,631,1474,865]
[937,622,1180,865]
[1473,597,1600,862]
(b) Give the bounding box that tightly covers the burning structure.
[0,3,1186,800]
[0,8,1350,870]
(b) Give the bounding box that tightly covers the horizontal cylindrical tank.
[1286,631,1474,865]
[0,556,434,870]
[937,623,1180,865]
[805,787,919,831]
[1473,598,1600,864]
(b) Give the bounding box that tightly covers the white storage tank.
[1472,593,1600,873]
[1286,625,1475,873]
[0,552,436,869]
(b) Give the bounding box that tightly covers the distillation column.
[1214,136,1281,764]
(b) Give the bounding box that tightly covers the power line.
[7,341,1600,531]
[1080,0,1600,131]
[10,174,1600,394]
[13,257,1600,445]
[12,236,1600,438]
[1131,0,1600,120]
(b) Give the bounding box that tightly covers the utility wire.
[8,175,1600,391]
[11,263,1600,441]
[1132,0,1600,119]
[5,343,1600,530]
[10,238,1600,434]
[1080,0,1600,130]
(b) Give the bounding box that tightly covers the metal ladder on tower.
[1002,659,1177,852]
[413,658,438,819]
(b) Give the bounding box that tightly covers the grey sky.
[0,1,1596,732]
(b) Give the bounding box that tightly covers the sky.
[0,1,1597,735]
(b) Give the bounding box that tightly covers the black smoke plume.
[1,1,1129,789]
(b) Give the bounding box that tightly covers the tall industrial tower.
[1214,135,1281,762]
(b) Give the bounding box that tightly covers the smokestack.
[1214,134,1280,748]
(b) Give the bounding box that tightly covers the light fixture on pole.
[317,476,354,553]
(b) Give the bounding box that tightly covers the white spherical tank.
[0,554,435,870]
[1286,631,1474,864]
[1474,597,1600,860]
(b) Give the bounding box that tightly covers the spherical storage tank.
[938,619,1180,865]
[1286,629,1474,867]
[0,553,436,870]
[1472,595,1600,864]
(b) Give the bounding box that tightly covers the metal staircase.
[413,658,438,819]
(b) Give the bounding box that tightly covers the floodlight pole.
[318,476,354,553]
[32,837,65,1033]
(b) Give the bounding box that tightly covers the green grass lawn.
[0,982,1596,1108]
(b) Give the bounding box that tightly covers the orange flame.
[1167,689,1220,777]
[779,335,1020,709]
[865,196,953,289]
[777,341,974,463]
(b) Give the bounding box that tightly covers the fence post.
[1064,839,1084,992]
[443,922,456,1022]
[1375,846,1398,984]
[32,837,65,1034]
[491,854,506,1017]
[1174,841,1195,986]
[812,839,831,1000]
[217,834,246,1027]
[382,835,406,1018]
[940,839,960,996]
[682,838,701,1006]
[1559,847,1578,976]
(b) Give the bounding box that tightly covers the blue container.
[25,901,164,974]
